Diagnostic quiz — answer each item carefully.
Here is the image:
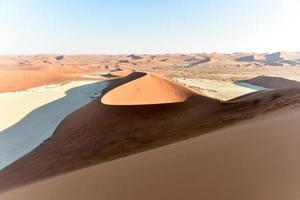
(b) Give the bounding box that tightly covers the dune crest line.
[101,72,199,105]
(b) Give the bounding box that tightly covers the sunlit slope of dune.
[101,72,198,105]
[0,66,100,93]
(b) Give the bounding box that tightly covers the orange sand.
[1,72,300,193]
[1,106,300,200]
[101,72,197,105]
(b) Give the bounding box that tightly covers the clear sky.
[0,0,299,54]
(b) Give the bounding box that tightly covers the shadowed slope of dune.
[242,76,300,89]
[236,55,255,62]
[0,81,110,170]
[1,72,300,192]
[264,52,300,66]
[1,106,300,200]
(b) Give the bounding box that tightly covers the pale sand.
[0,81,109,169]
[1,106,300,200]
[173,77,264,100]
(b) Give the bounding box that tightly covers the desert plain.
[1,52,300,199]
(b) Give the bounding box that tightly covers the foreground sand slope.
[1,72,300,192]
[1,106,300,200]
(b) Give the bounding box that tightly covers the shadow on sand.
[239,76,300,89]
[0,81,109,170]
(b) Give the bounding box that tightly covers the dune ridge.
[101,72,198,105]
[242,76,300,89]
[1,72,300,192]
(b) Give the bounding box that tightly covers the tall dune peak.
[101,72,197,105]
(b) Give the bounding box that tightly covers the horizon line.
[1,50,300,56]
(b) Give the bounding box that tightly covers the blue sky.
[0,0,299,54]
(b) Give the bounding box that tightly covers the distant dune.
[54,55,64,60]
[101,72,197,105]
[263,52,300,66]
[0,64,103,93]
[236,55,255,62]
[1,52,300,93]
[265,52,281,63]
[243,76,300,89]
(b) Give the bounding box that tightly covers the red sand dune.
[0,69,73,92]
[101,72,197,105]
[0,62,104,93]
[1,72,300,195]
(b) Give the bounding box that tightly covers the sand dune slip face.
[1,72,300,193]
[242,76,300,89]
[0,80,109,170]
[102,72,197,105]
[1,106,300,200]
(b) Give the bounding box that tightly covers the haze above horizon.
[0,0,299,55]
